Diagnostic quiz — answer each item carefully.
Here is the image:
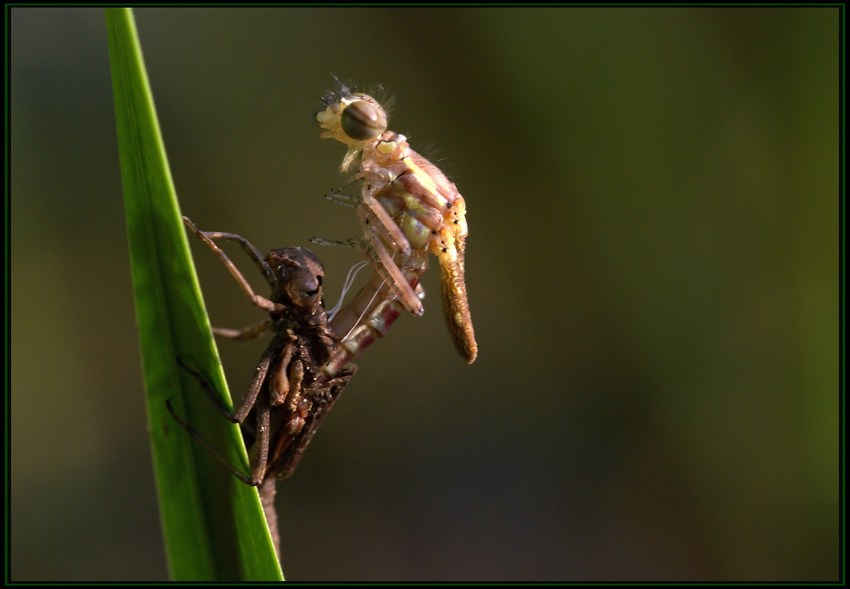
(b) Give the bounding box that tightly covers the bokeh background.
[11,7,839,582]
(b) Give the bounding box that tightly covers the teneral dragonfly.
[315,80,478,363]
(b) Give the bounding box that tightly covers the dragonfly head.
[267,247,328,326]
[317,89,388,172]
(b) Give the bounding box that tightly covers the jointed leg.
[165,398,255,486]
[212,319,273,341]
[183,216,284,315]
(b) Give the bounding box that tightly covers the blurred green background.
[10,7,838,581]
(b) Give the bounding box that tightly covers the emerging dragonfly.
[315,80,478,363]
[320,259,423,383]
[169,217,417,555]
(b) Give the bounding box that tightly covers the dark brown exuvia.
[168,216,356,558]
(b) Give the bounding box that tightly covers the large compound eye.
[340,100,387,141]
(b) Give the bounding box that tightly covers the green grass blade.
[105,8,282,581]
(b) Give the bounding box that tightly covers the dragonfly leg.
[309,236,360,248]
[247,390,271,485]
[360,195,412,260]
[165,399,255,486]
[176,356,246,423]
[360,230,423,316]
[212,319,274,341]
[355,198,426,316]
[183,216,285,315]
[231,338,286,423]
[325,188,358,208]
[173,349,279,486]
